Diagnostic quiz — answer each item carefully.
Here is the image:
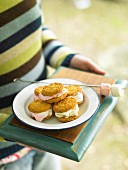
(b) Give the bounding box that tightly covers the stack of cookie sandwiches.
[27,82,84,123]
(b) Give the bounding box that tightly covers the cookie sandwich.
[27,99,53,122]
[39,82,68,103]
[65,85,84,104]
[53,97,80,123]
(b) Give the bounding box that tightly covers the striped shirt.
[0,0,76,109]
[0,0,76,161]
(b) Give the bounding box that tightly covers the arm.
[42,26,75,68]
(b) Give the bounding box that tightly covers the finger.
[91,65,107,75]
[86,59,107,75]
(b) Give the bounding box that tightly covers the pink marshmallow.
[100,83,112,96]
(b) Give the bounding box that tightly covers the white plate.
[13,78,100,130]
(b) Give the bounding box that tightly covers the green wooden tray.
[0,67,127,161]
[0,81,126,161]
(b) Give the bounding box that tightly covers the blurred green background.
[41,0,128,170]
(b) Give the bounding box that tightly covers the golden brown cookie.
[41,83,64,96]
[57,113,80,123]
[34,86,44,100]
[65,85,82,96]
[53,97,77,113]
[28,99,51,113]
[34,86,44,96]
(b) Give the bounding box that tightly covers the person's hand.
[70,54,106,75]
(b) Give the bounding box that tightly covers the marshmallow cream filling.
[39,88,68,101]
[72,92,83,103]
[33,94,40,100]
[55,105,79,118]
[28,109,52,122]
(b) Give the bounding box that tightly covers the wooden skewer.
[13,78,127,90]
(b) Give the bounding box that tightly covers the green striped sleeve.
[42,27,76,68]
